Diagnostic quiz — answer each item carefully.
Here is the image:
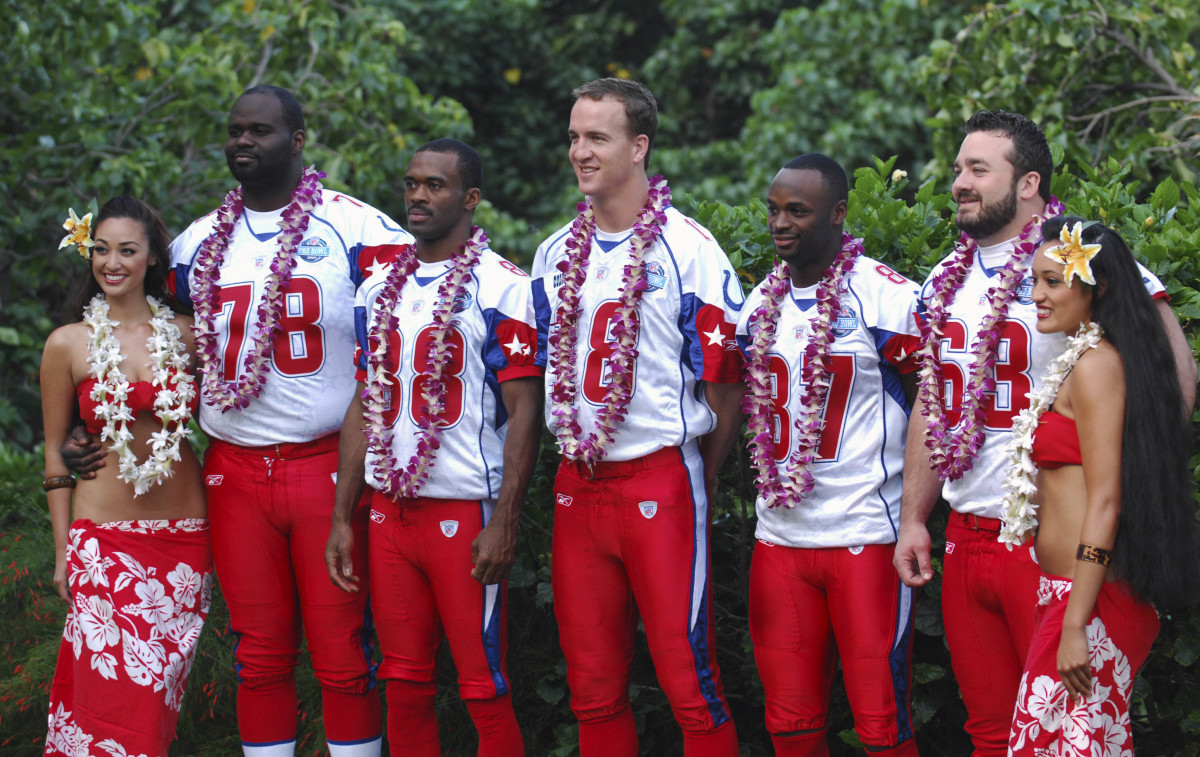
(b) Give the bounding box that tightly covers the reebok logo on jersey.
[440,520,459,537]
[945,541,956,555]
[638,501,658,519]
[370,509,385,524]
[205,475,223,486]
[556,493,573,507]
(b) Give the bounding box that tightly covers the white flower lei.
[361,227,485,499]
[546,175,670,465]
[83,294,196,496]
[742,233,863,508]
[998,321,1104,547]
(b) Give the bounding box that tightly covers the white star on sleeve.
[365,258,391,280]
[703,325,727,347]
[504,334,530,357]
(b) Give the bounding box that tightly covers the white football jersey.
[170,189,413,446]
[532,206,745,462]
[354,247,540,500]
[921,238,1166,517]
[737,255,921,548]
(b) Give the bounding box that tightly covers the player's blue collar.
[413,268,451,287]
[594,234,632,253]
[243,213,281,243]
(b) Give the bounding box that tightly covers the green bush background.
[2,0,1198,754]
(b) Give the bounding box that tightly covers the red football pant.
[941,512,1041,757]
[368,494,522,756]
[204,437,380,747]
[552,444,737,757]
[750,542,916,752]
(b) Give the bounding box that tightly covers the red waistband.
[950,510,1002,533]
[210,432,339,461]
[560,446,682,480]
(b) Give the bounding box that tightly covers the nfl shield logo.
[254,256,267,270]
[411,299,425,314]
[848,545,864,555]
[638,501,658,519]
[440,520,459,537]
[595,265,609,281]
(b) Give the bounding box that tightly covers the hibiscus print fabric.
[45,519,213,757]
[1007,575,1159,756]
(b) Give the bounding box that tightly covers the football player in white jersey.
[168,86,411,757]
[324,138,540,757]
[893,110,1197,757]
[737,154,922,757]
[531,78,744,757]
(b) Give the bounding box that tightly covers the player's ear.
[632,134,649,167]
[292,128,306,155]
[831,199,848,226]
[464,187,481,212]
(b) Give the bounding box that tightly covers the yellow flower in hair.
[59,208,95,260]
[1043,221,1101,287]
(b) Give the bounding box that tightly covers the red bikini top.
[76,377,199,435]
[1030,410,1082,469]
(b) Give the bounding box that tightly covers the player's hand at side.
[54,548,70,602]
[61,424,106,480]
[325,520,360,593]
[894,522,934,587]
[471,516,517,586]
[1057,624,1092,705]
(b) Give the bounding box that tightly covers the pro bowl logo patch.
[451,291,473,314]
[1016,276,1034,305]
[638,501,658,519]
[437,291,473,314]
[642,261,667,292]
[832,306,859,338]
[440,520,459,537]
[297,236,331,264]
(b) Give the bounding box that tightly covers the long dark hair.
[72,197,181,318]
[1041,215,1200,609]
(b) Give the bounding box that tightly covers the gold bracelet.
[42,475,76,492]
[1076,543,1113,567]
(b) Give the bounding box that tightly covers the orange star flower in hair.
[59,208,95,260]
[1044,221,1101,287]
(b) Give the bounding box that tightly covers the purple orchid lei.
[191,166,326,411]
[547,175,670,465]
[742,233,863,508]
[361,226,485,499]
[915,197,1063,480]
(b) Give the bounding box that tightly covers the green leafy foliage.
[5,0,1200,754]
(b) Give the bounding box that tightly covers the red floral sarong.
[1007,574,1159,756]
[44,519,213,757]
